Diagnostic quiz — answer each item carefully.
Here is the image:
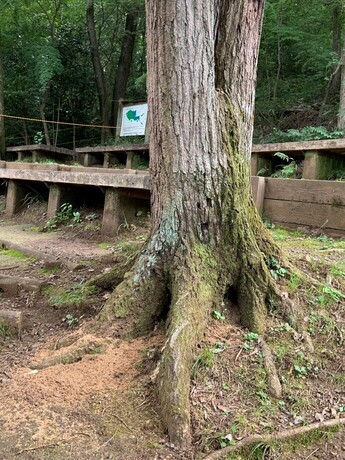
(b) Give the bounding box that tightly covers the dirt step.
[0,275,46,297]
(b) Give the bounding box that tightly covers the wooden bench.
[252,139,345,180]
[6,144,76,163]
[75,144,149,169]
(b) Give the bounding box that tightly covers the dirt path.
[0,220,182,459]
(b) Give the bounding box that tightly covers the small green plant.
[267,257,287,280]
[213,310,225,321]
[244,332,259,342]
[192,342,228,376]
[256,390,269,403]
[211,341,228,353]
[0,324,10,338]
[263,218,275,229]
[293,364,307,378]
[45,282,96,308]
[288,274,301,292]
[243,342,253,352]
[317,284,345,306]
[45,203,81,230]
[219,435,236,449]
[65,313,78,327]
[330,262,345,278]
[34,131,44,144]
[72,211,81,224]
[192,347,215,375]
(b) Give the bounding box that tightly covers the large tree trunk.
[86,0,112,142]
[111,13,138,131]
[0,39,5,158]
[98,0,279,450]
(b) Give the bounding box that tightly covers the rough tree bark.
[111,13,138,131]
[86,0,112,142]
[98,0,280,449]
[0,39,5,158]
[338,3,345,129]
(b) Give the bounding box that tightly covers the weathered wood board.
[264,178,345,232]
[265,179,345,206]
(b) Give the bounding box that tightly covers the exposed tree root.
[30,335,109,369]
[158,252,218,449]
[258,338,282,398]
[203,418,345,460]
[278,289,315,352]
[87,249,140,290]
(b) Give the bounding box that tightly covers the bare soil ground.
[0,199,344,460]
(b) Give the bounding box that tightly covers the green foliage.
[0,248,31,260]
[219,434,236,449]
[272,152,300,179]
[192,347,215,375]
[244,332,259,342]
[192,342,228,376]
[45,203,81,230]
[316,284,345,307]
[65,313,78,327]
[45,282,96,308]
[266,257,287,280]
[0,324,10,338]
[212,310,225,321]
[34,131,44,144]
[264,127,345,144]
[34,44,63,92]
[256,0,342,122]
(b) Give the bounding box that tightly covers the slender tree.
[0,39,5,158]
[98,0,280,448]
[86,0,112,142]
[111,12,138,130]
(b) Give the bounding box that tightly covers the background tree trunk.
[86,0,112,142]
[338,26,345,129]
[40,82,52,146]
[111,13,138,131]
[0,40,5,158]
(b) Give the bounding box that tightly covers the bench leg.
[5,180,27,216]
[303,150,345,180]
[32,150,38,163]
[101,188,124,235]
[126,151,134,169]
[103,153,110,168]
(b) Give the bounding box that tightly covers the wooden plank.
[252,139,345,154]
[264,199,345,231]
[265,178,345,205]
[7,144,74,156]
[75,144,149,153]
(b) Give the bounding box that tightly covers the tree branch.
[203,418,345,460]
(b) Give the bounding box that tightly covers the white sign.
[120,103,148,137]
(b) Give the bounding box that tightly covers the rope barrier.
[0,113,121,130]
